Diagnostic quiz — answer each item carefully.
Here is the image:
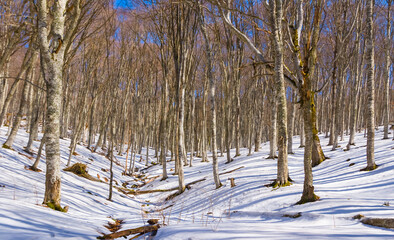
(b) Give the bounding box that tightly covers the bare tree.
[37,0,82,210]
[363,0,376,171]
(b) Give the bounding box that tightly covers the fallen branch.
[165,178,207,201]
[219,166,245,175]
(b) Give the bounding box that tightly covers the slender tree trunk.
[299,118,305,148]
[189,87,195,167]
[177,85,186,192]
[4,52,37,148]
[328,38,338,146]
[108,117,114,201]
[270,0,289,186]
[347,30,364,149]
[383,0,391,139]
[160,76,169,179]
[30,134,46,171]
[0,60,10,116]
[288,91,296,154]
[26,77,43,153]
[0,46,35,127]
[268,93,278,159]
[365,0,376,170]
[332,66,343,150]
[199,3,221,188]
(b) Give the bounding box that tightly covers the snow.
[0,125,393,239]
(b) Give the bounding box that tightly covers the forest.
[0,0,393,239]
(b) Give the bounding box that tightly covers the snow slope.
[0,125,393,239]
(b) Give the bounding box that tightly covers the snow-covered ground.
[0,125,393,239]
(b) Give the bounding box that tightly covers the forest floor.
[0,125,393,239]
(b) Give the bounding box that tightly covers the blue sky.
[114,0,136,9]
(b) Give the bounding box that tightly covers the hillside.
[0,126,393,239]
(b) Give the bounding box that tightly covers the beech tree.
[363,0,376,171]
[1,0,392,210]
[37,0,82,210]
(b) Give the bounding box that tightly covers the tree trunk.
[268,93,278,159]
[288,91,295,154]
[383,0,391,139]
[0,46,35,127]
[26,76,43,153]
[347,26,363,149]
[270,0,289,186]
[38,0,81,210]
[199,3,221,188]
[365,0,376,170]
[299,88,320,203]
[0,60,10,123]
[4,52,37,148]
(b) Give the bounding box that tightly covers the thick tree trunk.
[38,0,81,210]
[299,88,320,204]
[42,64,63,209]
[311,95,326,167]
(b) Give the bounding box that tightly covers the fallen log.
[118,178,207,196]
[97,224,160,239]
[116,186,177,195]
[361,218,394,229]
[219,166,245,175]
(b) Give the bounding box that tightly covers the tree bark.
[199,2,221,188]
[270,0,289,186]
[4,52,37,148]
[383,0,391,139]
[38,0,81,210]
[365,0,376,170]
